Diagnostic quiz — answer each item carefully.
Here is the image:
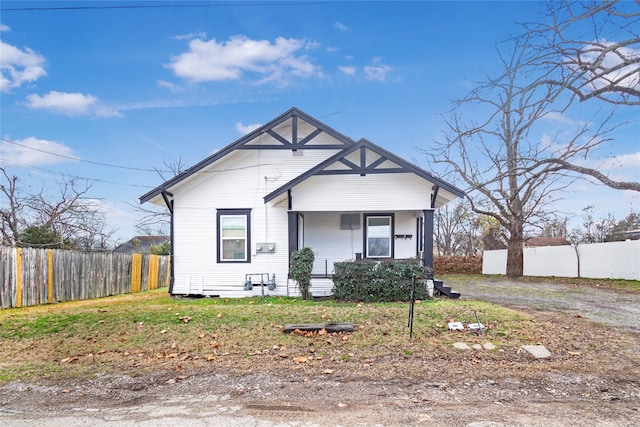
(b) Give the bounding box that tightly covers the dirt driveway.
[446,277,640,334]
[1,279,639,426]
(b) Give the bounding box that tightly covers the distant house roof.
[114,236,169,254]
[525,237,571,247]
[623,229,640,240]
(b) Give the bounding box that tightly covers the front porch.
[290,210,431,278]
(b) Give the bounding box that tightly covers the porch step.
[434,280,461,299]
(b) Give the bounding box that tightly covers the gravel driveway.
[445,277,640,334]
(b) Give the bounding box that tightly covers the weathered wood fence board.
[0,247,170,309]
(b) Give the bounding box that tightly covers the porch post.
[423,209,434,280]
[287,189,299,272]
[288,212,299,259]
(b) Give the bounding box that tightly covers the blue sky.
[1,1,638,244]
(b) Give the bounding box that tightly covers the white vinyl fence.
[483,240,640,280]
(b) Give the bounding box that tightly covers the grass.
[0,289,534,383]
[2,276,637,385]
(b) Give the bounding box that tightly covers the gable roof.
[264,138,465,206]
[140,107,355,204]
[114,235,170,254]
[525,237,572,247]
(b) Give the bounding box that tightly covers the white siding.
[304,212,362,275]
[291,173,433,211]
[172,148,340,297]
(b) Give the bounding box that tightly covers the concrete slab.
[483,342,497,350]
[521,345,551,359]
[453,342,471,350]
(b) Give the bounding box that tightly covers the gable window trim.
[363,213,395,259]
[216,209,252,263]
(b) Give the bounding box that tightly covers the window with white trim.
[364,214,394,258]
[217,209,251,263]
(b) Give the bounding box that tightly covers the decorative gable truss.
[237,108,354,151]
[264,138,464,208]
[139,107,354,206]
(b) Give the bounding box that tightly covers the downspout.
[161,190,175,294]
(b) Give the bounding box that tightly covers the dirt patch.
[1,280,639,426]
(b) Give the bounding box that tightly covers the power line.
[1,136,287,176]
[1,159,156,189]
[1,1,323,12]
[1,137,166,173]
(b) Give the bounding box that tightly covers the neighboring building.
[114,236,170,254]
[140,108,464,297]
[525,237,572,247]
[623,229,640,240]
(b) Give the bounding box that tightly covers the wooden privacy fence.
[0,246,170,309]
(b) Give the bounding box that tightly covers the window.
[364,214,394,258]
[217,209,251,263]
[340,213,360,230]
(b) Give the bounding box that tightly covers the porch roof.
[263,138,465,207]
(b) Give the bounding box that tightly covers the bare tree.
[0,168,25,246]
[527,0,640,106]
[539,217,569,239]
[0,168,116,250]
[520,0,640,191]
[426,29,620,277]
[132,157,186,235]
[435,200,482,256]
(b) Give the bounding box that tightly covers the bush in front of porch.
[290,247,315,300]
[332,259,427,302]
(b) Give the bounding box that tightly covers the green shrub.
[290,247,315,300]
[332,259,426,302]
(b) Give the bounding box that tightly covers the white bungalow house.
[140,108,464,298]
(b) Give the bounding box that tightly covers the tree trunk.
[506,226,524,278]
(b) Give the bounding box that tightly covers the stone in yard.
[453,342,471,350]
[483,342,497,351]
[521,345,551,359]
[472,344,483,350]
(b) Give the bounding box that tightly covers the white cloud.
[594,151,640,171]
[156,79,184,93]
[0,40,47,92]
[167,35,322,86]
[334,22,349,32]
[1,24,10,32]
[576,40,640,93]
[25,90,120,117]
[543,111,580,126]
[173,31,207,41]
[364,62,392,82]
[0,136,76,167]
[339,65,357,75]
[235,122,262,134]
